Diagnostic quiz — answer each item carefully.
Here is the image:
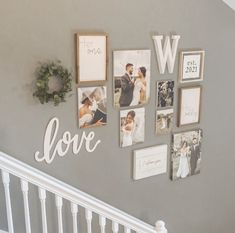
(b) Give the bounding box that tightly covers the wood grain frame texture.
[178,49,205,83]
[75,32,108,85]
[178,85,202,127]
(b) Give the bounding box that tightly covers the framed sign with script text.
[178,86,202,127]
[76,33,108,84]
[133,144,167,180]
[179,50,205,83]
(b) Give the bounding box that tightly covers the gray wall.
[0,0,235,233]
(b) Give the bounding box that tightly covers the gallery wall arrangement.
[32,32,205,182]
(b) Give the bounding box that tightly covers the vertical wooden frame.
[178,86,202,127]
[178,50,205,83]
[76,32,108,84]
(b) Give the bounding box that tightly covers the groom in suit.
[190,138,200,175]
[119,63,134,107]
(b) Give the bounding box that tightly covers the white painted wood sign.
[133,144,167,180]
[152,35,180,74]
[76,34,107,83]
[35,117,101,164]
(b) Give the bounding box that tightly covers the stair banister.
[0,151,168,233]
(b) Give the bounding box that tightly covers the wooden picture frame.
[178,86,202,127]
[133,144,168,180]
[76,33,108,84]
[179,50,205,83]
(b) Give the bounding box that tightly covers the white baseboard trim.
[0,230,8,233]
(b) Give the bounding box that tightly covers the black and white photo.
[157,80,174,108]
[120,108,145,147]
[114,50,151,108]
[171,129,202,180]
[78,86,107,128]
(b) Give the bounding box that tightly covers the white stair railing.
[0,151,168,233]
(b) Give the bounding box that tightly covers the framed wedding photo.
[133,144,168,180]
[179,50,205,83]
[76,33,108,84]
[178,86,202,127]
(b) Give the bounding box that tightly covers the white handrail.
[0,151,165,233]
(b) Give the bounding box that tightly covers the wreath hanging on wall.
[33,61,72,106]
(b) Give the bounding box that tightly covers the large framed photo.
[133,144,168,180]
[179,50,205,83]
[113,50,151,108]
[157,80,174,108]
[178,86,202,127]
[120,107,145,147]
[76,33,108,84]
[78,86,107,128]
[171,129,202,181]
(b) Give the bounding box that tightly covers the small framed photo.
[78,86,107,128]
[113,50,151,108]
[76,33,108,84]
[156,109,173,135]
[179,50,205,83]
[171,129,202,181]
[120,107,145,147]
[178,86,202,127]
[133,144,168,180]
[157,80,174,108]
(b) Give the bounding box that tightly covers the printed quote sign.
[179,87,201,126]
[183,54,201,80]
[179,50,205,83]
[133,144,167,180]
[77,34,107,83]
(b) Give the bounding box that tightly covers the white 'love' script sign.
[35,117,101,164]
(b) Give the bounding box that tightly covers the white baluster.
[38,188,48,233]
[124,227,130,233]
[99,215,106,233]
[155,220,167,233]
[71,203,78,233]
[55,196,63,233]
[112,222,119,233]
[85,209,92,233]
[1,171,14,233]
[21,180,31,233]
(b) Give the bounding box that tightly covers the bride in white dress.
[176,141,190,178]
[122,110,136,147]
[130,67,147,106]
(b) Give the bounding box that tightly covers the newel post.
[155,220,167,233]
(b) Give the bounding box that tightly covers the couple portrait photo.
[156,109,173,135]
[113,50,151,108]
[171,129,202,180]
[157,80,174,108]
[78,86,107,128]
[120,108,145,147]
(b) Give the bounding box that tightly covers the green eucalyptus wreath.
[33,61,72,106]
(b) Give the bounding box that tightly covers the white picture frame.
[133,144,168,180]
[76,33,108,84]
[178,86,202,127]
[179,50,205,83]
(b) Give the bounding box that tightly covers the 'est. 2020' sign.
[35,117,101,164]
